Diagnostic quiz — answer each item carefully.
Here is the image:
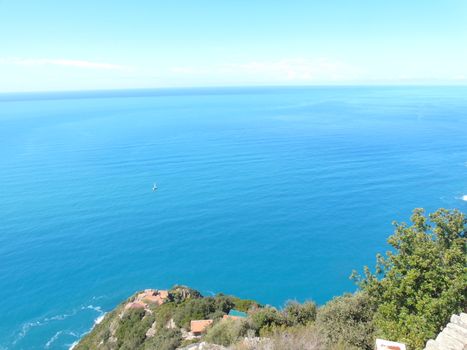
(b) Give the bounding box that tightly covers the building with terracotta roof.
[190,319,213,336]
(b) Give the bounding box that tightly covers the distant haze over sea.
[0,86,466,349]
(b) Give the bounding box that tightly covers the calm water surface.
[1,87,466,349]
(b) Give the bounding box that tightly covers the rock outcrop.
[74,286,257,350]
[177,342,227,350]
[424,313,467,350]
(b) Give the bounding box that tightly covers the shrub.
[229,296,260,312]
[115,309,155,350]
[282,300,317,326]
[232,325,353,350]
[248,307,287,335]
[168,285,202,303]
[74,308,120,350]
[143,328,181,350]
[205,318,248,346]
[172,296,234,328]
[154,302,177,331]
[212,295,235,314]
[315,292,375,350]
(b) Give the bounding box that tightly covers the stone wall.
[424,313,467,350]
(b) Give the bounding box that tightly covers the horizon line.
[1,82,467,96]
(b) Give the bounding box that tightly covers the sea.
[0,86,466,349]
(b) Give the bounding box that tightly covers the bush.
[154,303,177,331]
[315,292,375,350]
[115,309,155,350]
[143,328,181,350]
[232,325,354,350]
[248,307,287,335]
[212,295,235,314]
[229,296,260,312]
[282,301,317,326]
[205,318,248,346]
[173,296,234,328]
[168,285,202,303]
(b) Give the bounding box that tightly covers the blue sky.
[0,0,466,92]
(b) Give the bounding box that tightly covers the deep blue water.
[1,86,466,349]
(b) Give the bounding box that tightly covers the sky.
[0,0,466,92]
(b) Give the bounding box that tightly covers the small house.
[190,319,213,336]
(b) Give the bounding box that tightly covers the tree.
[353,208,467,349]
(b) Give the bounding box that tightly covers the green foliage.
[283,300,317,326]
[228,296,260,312]
[168,285,202,303]
[248,307,287,335]
[353,208,467,349]
[213,295,236,315]
[231,325,357,350]
[143,328,181,350]
[74,308,120,350]
[173,295,234,328]
[115,308,155,350]
[247,301,317,336]
[315,292,375,350]
[205,318,248,346]
[154,303,177,330]
[75,208,466,350]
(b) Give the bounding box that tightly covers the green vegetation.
[168,285,202,303]
[315,292,375,349]
[353,208,467,349]
[283,301,317,326]
[173,295,234,328]
[205,318,248,346]
[115,308,155,349]
[142,328,181,350]
[75,208,466,350]
[74,286,257,350]
[223,295,259,313]
[248,307,286,335]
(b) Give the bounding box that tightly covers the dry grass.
[231,326,358,350]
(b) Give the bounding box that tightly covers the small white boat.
[152,183,158,191]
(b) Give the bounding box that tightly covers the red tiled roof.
[190,319,213,333]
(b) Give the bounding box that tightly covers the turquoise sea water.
[1,86,466,349]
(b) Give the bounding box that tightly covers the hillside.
[74,209,466,350]
[74,285,351,350]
